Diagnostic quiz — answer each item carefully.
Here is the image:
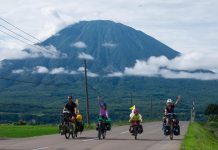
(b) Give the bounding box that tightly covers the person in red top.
[164,96,181,126]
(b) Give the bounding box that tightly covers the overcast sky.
[0,0,218,79]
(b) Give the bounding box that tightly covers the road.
[0,121,188,150]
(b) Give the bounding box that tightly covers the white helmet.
[166,99,173,104]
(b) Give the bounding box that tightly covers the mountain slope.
[0,20,180,75]
[40,20,180,72]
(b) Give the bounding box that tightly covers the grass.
[205,121,218,138]
[0,119,159,138]
[0,124,58,138]
[181,122,218,150]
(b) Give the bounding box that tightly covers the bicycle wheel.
[74,124,78,138]
[170,122,173,140]
[102,130,106,139]
[64,123,70,139]
[98,124,102,140]
[102,124,106,139]
[69,124,75,139]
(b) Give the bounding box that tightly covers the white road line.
[82,138,97,142]
[32,147,49,150]
[120,131,129,134]
[83,130,129,141]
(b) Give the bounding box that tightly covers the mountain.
[0,20,216,124]
[1,20,180,75]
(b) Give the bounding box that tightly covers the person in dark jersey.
[63,95,77,122]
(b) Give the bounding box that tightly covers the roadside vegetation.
[181,104,218,150]
[0,124,58,138]
[0,118,160,138]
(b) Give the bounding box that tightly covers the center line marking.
[82,138,97,142]
[32,147,49,150]
[120,131,129,134]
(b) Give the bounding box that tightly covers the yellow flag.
[75,99,79,105]
[129,105,135,110]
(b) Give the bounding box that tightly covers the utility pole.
[192,100,195,121]
[191,100,196,122]
[84,59,90,125]
[150,95,153,118]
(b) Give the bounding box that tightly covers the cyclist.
[164,96,180,126]
[129,109,143,134]
[63,95,78,122]
[97,96,111,130]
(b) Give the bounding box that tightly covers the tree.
[205,104,218,121]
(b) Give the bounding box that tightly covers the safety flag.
[75,99,79,105]
[129,105,135,110]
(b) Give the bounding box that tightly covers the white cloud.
[106,53,218,80]
[24,45,67,59]
[32,66,79,75]
[124,60,160,77]
[77,67,85,72]
[106,72,123,77]
[1,0,217,59]
[78,52,94,60]
[12,69,25,74]
[50,67,69,74]
[1,0,218,80]
[0,41,66,61]
[0,40,31,61]
[70,70,78,74]
[77,66,98,77]
[102,42,118,48]
[159,69,218,80]
[71,41,87,49]
[33,66,49,74]
[87,72,98,77]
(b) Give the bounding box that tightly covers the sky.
[0,0,218,79]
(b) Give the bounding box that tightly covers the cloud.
[78,52,94,60]
[71,41,87,49]
[33,66,78,75]
[1,0,218,80]
[77,66,98,77]
[33,66,49,74]
[70,70,77,74]
[102,42,118,48]
[50,67,69,74]
[11,66,99,76]
[12,69,25,74]
[159,69,218,80]
[87,72,99,77]
[106,72,123,77]
[124,60,160,77]
[1,0,218,58]
[0,41,66,61]
[0,40,30,61]
[107,53,218,80]
[77,67,85,72]
[24,45,67,59]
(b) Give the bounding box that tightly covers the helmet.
[166,99,173,104]
[67,96,73,99]
[100,102,107,108]
[134,109,139,114]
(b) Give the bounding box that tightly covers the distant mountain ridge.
[0,20,180,76]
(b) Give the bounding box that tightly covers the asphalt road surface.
[0,121,188,150]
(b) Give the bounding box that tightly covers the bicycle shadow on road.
[104,138,165,141]
[102,137,184,141]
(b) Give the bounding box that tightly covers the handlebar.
[165,113,176,117]
[63,110,70,114]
